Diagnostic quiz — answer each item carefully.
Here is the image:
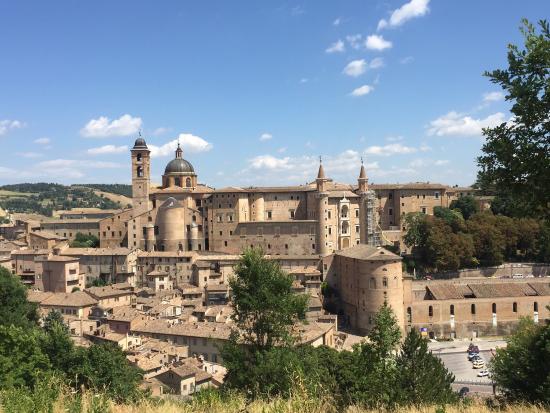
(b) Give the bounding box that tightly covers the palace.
[103,136,473,256]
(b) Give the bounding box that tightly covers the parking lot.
[437,350,493,383]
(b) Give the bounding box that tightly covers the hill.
[0,183,130,217]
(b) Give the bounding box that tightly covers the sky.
[0,0,547,188]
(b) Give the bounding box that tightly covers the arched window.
[186,177,192,187]
[513,302,517,312]
[428,306,433,317]
[406,307,412,323]
[137,166,143,177]
[369,277,376,289]
[137,153,142,162]
[341,205,349,218]
[534,302,539,312]
[450,304,455,316]
[342,221,349,235]
[175,177,181,187]
[492,303,497,314]
[178,243,183,251]
[471,304,476,315]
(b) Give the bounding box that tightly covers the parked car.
[473,360,485,369]
[468,352,480,361]
[477,370,490,377]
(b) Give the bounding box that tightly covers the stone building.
[34,254,85,293]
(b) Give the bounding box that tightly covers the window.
[267,211,272,220]
[434,192,440,199]
[428,306,433,317]
[421,207,427,214]
[186,177,191,187]
[450,304,455,315]
[175,177,181,187]
[492,303,497,314]
[513,302,517,312]
[471,304,476,315]
[341,205,349,218]
[534,302,539,312]
[355,209,359,218]
[327,211,331,219]
[389,193,393,200]
[137,153,142,162]
[137,166,143,177]
[389,208,393,216]
[290,209,295,219]
[355,225,360,233]
[382,277,388,288]
[407,307,412,323]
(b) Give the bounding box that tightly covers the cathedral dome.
[164,158,195,174]
[133,137,148,149]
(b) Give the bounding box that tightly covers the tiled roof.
[41,291,98,307]
[426,284,469,300]
[132,319,232,340]
[85,284,135,299]
[468,283,537,298]
[335,244,401,261]
[60,247,133,256]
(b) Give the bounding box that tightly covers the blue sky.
[0,1,547,187]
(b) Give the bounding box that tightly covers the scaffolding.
[365,190,381,246]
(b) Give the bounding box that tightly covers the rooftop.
[335,244,401,261]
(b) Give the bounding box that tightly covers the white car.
[477,370,490,377]
[472,360,485,369]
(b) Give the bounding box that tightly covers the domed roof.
[164,158,195,174]
[164,142,195,175]
[133,136,148,149]
[159,197,182,209]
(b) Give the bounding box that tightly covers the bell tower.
[316,158,330,256]
[131,134,151,218]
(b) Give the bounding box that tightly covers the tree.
[467,212,506,266]
[69,343,143,402]
[0,325,51,389]
[477,19,550,219]
[70,232,100,248]
[449,196,479,220]
[0,267,39,329]
[42,310,67,333]
[490,318,550,404]
[395,329,456,406]
[434,206,465,232]
[227,247,309,350]
[221,248,309,397]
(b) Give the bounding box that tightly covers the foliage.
[395,329,457,406]
[477,19,550,219]
[490,317,550,404]
[74,183,132,197]
[449,196,479,220]
[42,309,67,333]
[227,247,309,350]
[0,325,51,389]
[0,267,39,329]
[70,232,100,248]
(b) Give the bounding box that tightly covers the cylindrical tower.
[190,222,199,251]
[358,161,369,244]
[155,197,186,251]
[315,160,330,256]
[145,224,155,252]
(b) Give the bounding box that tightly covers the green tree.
[434,206,465,231]
[69,343,143,402]
[449,195,479,220]
[395,329,456,406]
[467,212,506,266]
[0,325,51,389]
[42,310,67,333]
[70,232,100,248]
[490,317,550,404]
[227,247,309,350]
[477,19,550,219]
[221,248,309,397]
[0,267,39,329]
[40,320,75,374]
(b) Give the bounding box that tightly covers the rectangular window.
[355,209,359,218]
[355,225,360,233]
[267,211,272,220]
[389,208,393,216]
[421,207,427,214]
[434,192,440,199]
[290,210,295,219]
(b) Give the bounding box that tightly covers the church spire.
[175,140,183,159]
[358,157,368,193]
[316,156,326,180]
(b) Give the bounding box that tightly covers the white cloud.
[346,34,363,50]
[333,17,341,26]
[482,91,504,102]
[0,120,24,136]
[365,35,392,51]
[151,127,171,136]
[343,59,367,77]
[17,152,43,158]
[365,143,418,156]
[400,56,414,64]
[326,39,345,53]
[259,133,273,141]
[87,144,128,155]
[148,133,213,157]
[350,85,374,97]
[420,143,432,152]
[34,137,51,145]
[427,111,506,137]
[409,158,449,168]
[386,135,404,142]
[80,114,142,138]
[369,57,385,69]
[377,0,430,30]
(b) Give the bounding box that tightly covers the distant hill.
[0,183,131,217]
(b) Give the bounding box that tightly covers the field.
[0,190,35,198]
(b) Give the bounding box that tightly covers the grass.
[0,385,546,413]
[0,190,35,198]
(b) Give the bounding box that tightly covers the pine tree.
[395,329,456,406]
